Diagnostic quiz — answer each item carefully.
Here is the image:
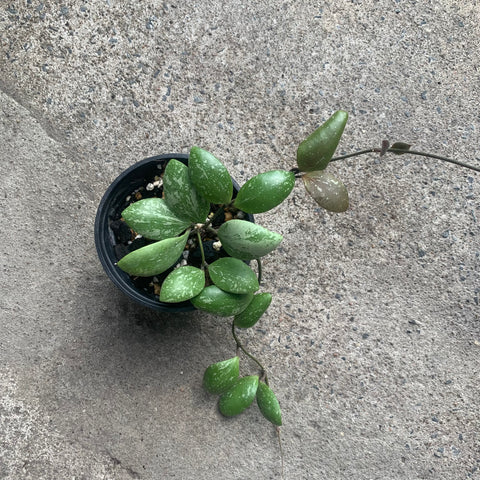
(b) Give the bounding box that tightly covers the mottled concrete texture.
[1,1,479,479]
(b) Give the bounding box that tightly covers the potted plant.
[95,110,479,429]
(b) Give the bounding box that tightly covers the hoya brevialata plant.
[116,145,296,427]
[114,110,480,435]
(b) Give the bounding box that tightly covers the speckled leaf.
[122,198,191,240]
[190,285,253,317]
[189,147,233,204]
[233,170,295,213]
[234,292,272,328]
[256,381,282,426]
[117,230,189,277]
[217,220,282,260]
[219,376,259,417]
[163,159,210,223]
[159,266,205,303]
[203,356,240,395]
[297,110,348,171]
[303,170,349,213]
[208,258,259,294]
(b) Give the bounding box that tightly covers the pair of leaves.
[123,147,234,239]
[190,149,296,214]
[296,110,349,213]
[161,257,259,307]
[203,358,282,425]
[192,289,272,324]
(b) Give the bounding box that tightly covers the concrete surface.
[1,1,479,479]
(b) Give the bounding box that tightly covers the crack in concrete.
[105,449,142,479]
[0,78,72,156]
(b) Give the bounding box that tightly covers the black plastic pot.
[94,153,253,312]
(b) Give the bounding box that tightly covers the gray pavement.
[1,1,479,479]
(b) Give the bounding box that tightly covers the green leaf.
[163,159,210,223]
[208,258,259,294]
[117,230,189,277]
[190,285,253,317]
[189,147,233,204]
[302,170,349,213]
[159,266,205,303]
[256,381,282,426]
[217,220,283,260]
[233,170,295,214]
[391,142,412,155]
[234,292,272,328]
[297,110,348,171]
[219,376,259,417]
[122,198,191,240]
[203,357,240,395]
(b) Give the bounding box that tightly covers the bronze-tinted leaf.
[303,170,349,213]
[391,142,412,155]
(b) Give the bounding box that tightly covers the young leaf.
[256,381,282,426]
[234,292,272,328]
[117,230,189,277]
[302,170,349,213]
[297,110,348,171]
[218,376,259,417]
[122,198,191,240]
[190,285,254,317]
[233,170,295,214]
[159,266,205,303]
[380,140,390,157]
[208,257,259,294]
[163,159,210,223]
[203,356,240,395]
[217,220,283,260]
[391,142,412,155]
[189,147,233,204]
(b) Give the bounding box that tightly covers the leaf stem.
[277,426,285,480]
[256,258,263,284]
[196,230,208,269]
[231,321,269,385]
[330,148,480,173]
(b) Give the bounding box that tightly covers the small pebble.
[146,183,154,191]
